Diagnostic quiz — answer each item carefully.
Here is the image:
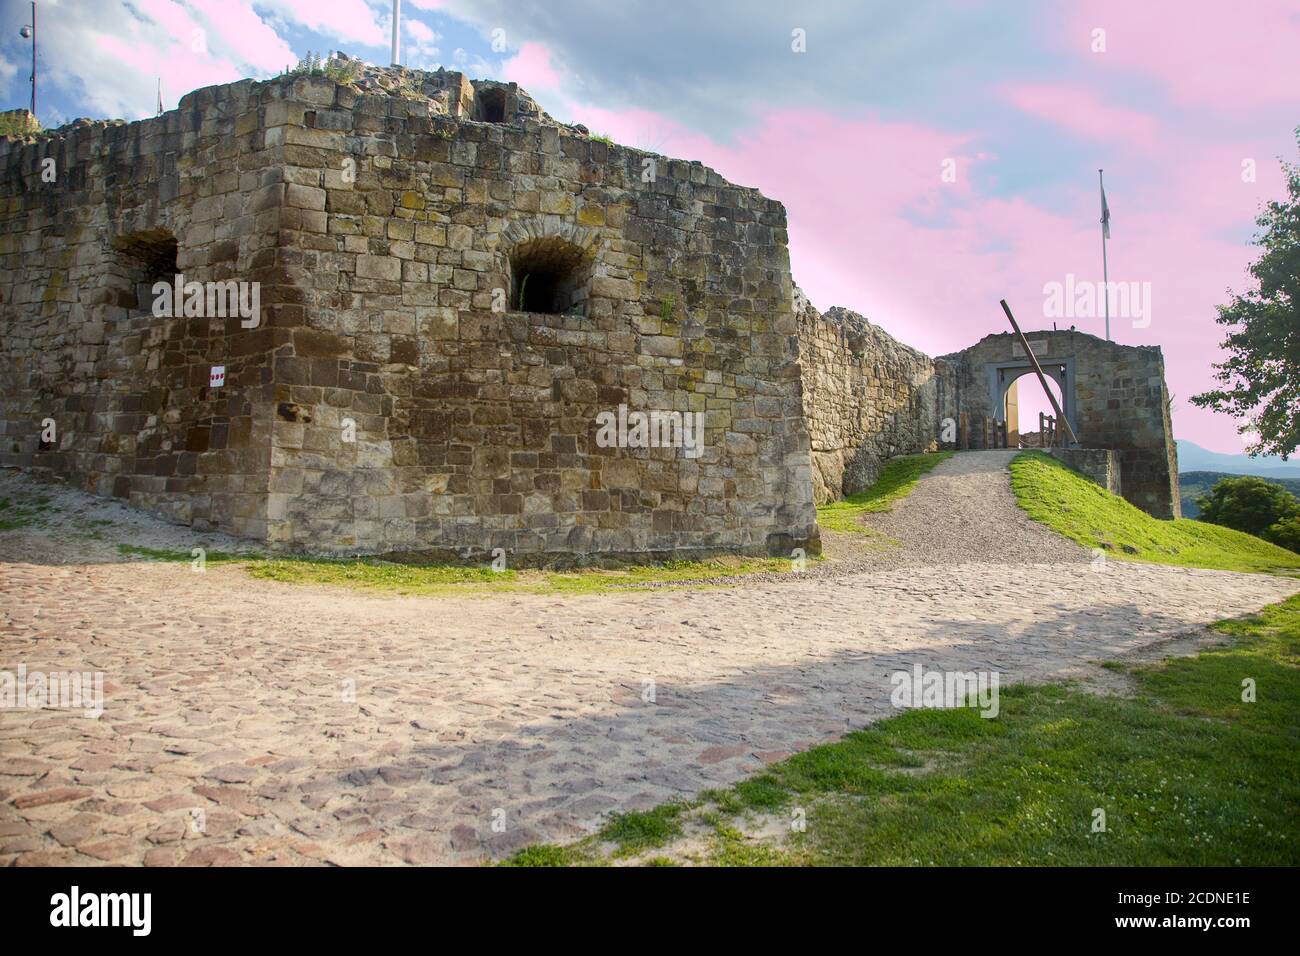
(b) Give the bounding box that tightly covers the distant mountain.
[1176,440,1300,479]
[1179,471,1300,518]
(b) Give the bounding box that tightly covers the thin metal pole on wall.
[391,0,401,66]
[1099,168,1111,342]
[18,1,36,118]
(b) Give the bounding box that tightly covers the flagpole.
[391,0,401,66]
[1099,168,1110,342]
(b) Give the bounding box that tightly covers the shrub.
[1196,475,1300,538]
[1264,516,1300,553]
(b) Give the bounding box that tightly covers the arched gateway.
[940,329,1180,519]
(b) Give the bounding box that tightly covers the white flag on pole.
[1100,179,1111,239]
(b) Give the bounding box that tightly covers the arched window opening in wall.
[509,237,592,316]
[112,230,178,313]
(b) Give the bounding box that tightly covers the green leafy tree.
[1265,515,1300,553]
[1196,475,1300,538]
[1191,128,1300,459]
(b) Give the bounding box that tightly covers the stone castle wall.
[268,73,817,559]
[796,293,954,502]
[1,67,819,561]
[1049,447,1121,497]
[0,79,287,539]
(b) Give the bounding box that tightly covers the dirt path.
[1,466,1296,866]
[860,450,1089,567]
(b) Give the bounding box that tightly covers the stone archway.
[988,358,1076,443]
[943,329,1179,518]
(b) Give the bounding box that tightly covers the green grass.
[1011,451,1300,575]
[597,804,686,856]
[506,594,1300,866]
[116,544,250,564]
[248,557,513,589]
[497,844,588,867]
[0,495,53,530]
[111,544,805,596]
[245,553,802,596]
[499,804,689,867]
[816,451,953,535]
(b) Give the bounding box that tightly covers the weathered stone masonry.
[1,83,284,538]
[1,66,818,560]
[795,290,953,503]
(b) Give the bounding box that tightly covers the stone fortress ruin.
[0,57,1179,563]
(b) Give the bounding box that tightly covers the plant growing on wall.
[288,51,323,75]
[0,112,41,137]
[285,51,359,86]
[325,58,361,85]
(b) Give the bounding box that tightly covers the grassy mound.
[817,452,953,535]
[1011,451,1300,575]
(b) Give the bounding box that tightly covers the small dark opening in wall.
[113,230,179,313]
[509,237,591,316]
[478,88,507,123]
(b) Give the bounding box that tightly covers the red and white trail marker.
[209,366,226,388]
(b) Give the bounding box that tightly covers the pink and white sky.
[4,0,1297,452]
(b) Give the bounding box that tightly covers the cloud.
[255,0,388,50]
[36,0,248,121]
[1004,84,1160,151]
[451,47,492,78]
[0,52,17,84]
[560,94,1294,452]
[433,0,1046,135]
[405,19,437,43]
[502,42,560,93]
[17,0,396,122]
[1063,0,1300,115]
[403,15,440,62]
[188,0,296,73]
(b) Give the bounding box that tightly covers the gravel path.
[0,465,1295,867]
[860,450,1089,567]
